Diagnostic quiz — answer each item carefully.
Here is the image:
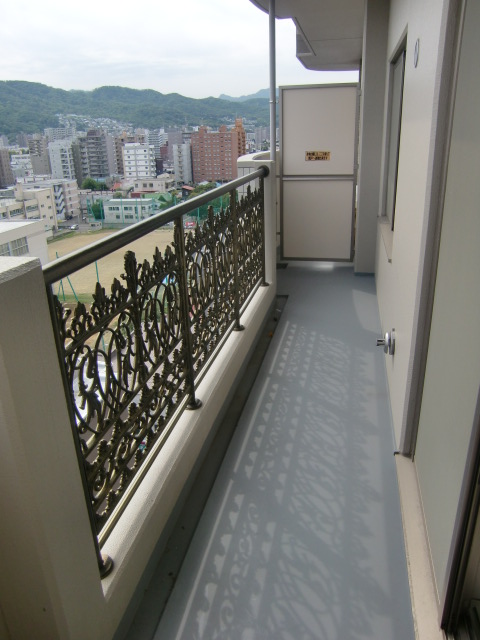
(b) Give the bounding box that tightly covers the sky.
[0,0,358,99]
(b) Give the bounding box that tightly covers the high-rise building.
[0,149,15,188]
[28,135,51,175]
[85,129,116,180]
[166,130,183,163]
[48,140,76,181]
[122,143,156,179]
[173,143,193,185]
[191,119,246,183]
[146,130,168,161]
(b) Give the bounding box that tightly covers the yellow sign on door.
[305,151,331,161]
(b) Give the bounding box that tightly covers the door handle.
[376,330,395,355]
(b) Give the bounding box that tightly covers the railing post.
[174,216,202,410]
[45,284,114,579]
[231,188,245,332]
[260,177,269,287]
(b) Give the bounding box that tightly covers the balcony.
[0,155,418,639]
[124,260,414,640]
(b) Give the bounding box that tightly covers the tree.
[187,182,216,199]
[82,177,101,191]
[91,201,104,220]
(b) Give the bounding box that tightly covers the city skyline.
[0,0,357,100]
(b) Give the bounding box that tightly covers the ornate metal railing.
[43,166,269,577]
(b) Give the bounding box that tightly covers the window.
[2,237,29,257]
[385,47,406,230]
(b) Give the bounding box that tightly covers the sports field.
[47,227,175,303]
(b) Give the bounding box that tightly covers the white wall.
[415,0,480,600]
[375,0,449,447]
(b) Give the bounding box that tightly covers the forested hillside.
[0,81,269,138]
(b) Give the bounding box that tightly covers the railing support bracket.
[187,398,203,411]
[99,553,114,579]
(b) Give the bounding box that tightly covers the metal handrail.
[42,166,269,576]
[43,165,269,284]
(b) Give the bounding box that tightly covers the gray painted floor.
[148,263,414,639]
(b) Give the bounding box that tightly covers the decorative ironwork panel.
[49,179,265,541]
[236,183,265,308]
[53,246,188,535]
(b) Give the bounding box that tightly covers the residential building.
[28,135,52,175]
[145,130,168,160]
[166,129,183,162]
[0,219,48,264]
[44,126,76,142]
[10,154,33,179]
[71,134,90,186]
[132,174,175,194]
[122,143,156,179]
[14,184,57,228]
[48,139,76,181]
[191,119,246,183]
[0,148,14,188]
[172,142,193,184]
[1,1,480,639]
[15,178,80,223]
[85,129,116,180]
[254,126,269,150]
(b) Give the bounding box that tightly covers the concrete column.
[0,257,105,639]
[354,0,390,274]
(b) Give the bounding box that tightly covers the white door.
[280,84,358,261]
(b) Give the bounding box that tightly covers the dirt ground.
[48,228,175,302]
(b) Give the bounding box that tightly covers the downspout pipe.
[269,0,276,162]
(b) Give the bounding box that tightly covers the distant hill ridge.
[218,88,278,102]
[0,81,270,139]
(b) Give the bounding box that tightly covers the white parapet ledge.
[395,455,446,640]
[0,255,40,283]
[101,283,276,632]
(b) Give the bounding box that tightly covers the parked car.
[70,224,79,230]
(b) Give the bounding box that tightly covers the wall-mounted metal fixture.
[377,329,396,355]
[414,39,420,68]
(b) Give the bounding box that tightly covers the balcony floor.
[126,262,414,640]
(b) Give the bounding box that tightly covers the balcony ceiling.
[249,0,365,70]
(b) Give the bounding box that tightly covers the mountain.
[218,88,278,102]
[0,81,270,139]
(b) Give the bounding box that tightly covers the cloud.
[0,0,357,98]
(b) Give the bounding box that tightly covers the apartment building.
[48,139,76,181]
[85,129,116,180]
[16,178,80,222]
[145,130,168,160]
[44,126,76,142]
[172,142,193,184]
[122,143,156,179]
[0,148,14,188]
[28,135,52,175]
[191,119,246,183]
